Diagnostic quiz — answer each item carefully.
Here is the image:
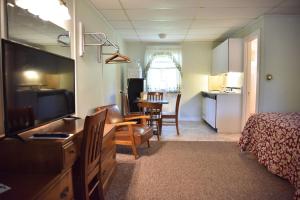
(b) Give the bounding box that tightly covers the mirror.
[6,0,71,58]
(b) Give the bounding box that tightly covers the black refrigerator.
[127,78,144,112]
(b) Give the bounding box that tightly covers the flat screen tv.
[1,39,75,136]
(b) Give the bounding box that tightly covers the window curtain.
[144,46,182,77]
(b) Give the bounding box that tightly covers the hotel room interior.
[0,0,299,199]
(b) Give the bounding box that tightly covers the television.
[1,39,75,136]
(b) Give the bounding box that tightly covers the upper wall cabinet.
[212,38,243,75]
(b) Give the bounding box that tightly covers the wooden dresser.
[0,119,116,200]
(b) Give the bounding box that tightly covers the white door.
[242,31,259,129]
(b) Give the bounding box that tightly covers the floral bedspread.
[239,112,300,199]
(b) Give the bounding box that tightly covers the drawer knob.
[69,150,75,154]
[60,187,69,199]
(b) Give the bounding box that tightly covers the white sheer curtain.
[145,46,182,67]
[144,46,182,92]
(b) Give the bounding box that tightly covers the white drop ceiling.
[90,0,300,42]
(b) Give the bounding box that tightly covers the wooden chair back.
[7,107,34,133]
[78,109,107,200]
[121,93,130,115]
[147,92,163,101]
[175,93,181,115]
[137,102,162,139]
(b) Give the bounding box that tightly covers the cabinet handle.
[60,187,69,199]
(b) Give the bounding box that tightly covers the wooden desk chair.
[147,92,163,101]
[137,102,162,140]
[96,104,153,159]
[73,109,107,200]
[162,93,181,135]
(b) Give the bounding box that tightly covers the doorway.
[242,31,259,129]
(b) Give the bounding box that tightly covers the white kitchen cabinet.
[202,96,216,128]
[212,38,243,75]
[202,92,242,133]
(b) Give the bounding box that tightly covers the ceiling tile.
[132,20,191,30]
[196,7,270,19]
[188,28,230,35]
[100,10,127,20]
[90,0,122,9]
[123,36,140,41]
[126,8,198,20]
[139,34,185,42]
[136,29,187,35]
[108,20,132,29]
[120,0,202,9]
[191,19,250,28]
[117,29,137,36]
[279,0,300,7]
[197,0,282,8]
[267,7,300,15]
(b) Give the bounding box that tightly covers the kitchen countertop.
[201,91,241,95]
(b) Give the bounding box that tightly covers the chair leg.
[147,140,150,148]
[131,144,139,159]
[175,117,179,135]
[159,119,162,135]
[156,121,160,141]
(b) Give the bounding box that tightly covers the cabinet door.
[206,98,216,128]
[202,97,208,121]
[228,38,243,72]
[212,39,229,75]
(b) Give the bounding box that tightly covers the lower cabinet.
[202,96,216,128]
[202,92,242,133]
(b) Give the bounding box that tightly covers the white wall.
[125,41,213,121]
[74,0,124,117]
[232,15,300,112]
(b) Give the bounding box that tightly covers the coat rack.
[78,22,130,64]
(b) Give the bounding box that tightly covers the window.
[146,55,181,92]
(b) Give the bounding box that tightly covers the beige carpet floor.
[105,141,294,200]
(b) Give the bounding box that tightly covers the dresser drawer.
[102,131,115,156]
[40,170,73,200]
[62,142,77,170]
[101,147,116,185]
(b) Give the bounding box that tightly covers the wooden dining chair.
[137,102,162,140]
[73,109,107,200]
[147,92,163,101]
[122,93,140,116]
[162,93,181,135]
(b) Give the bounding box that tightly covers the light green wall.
[231,15,300,112]
[181,42,212,121]
[74,0,124,117]
[125,41,213,121]
[0,0,125,136]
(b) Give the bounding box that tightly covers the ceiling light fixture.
[15,0,71,22]
[158,33,167,39]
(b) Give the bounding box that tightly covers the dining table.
[135,99,169,104]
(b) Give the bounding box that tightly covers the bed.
[239,112,300,199]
